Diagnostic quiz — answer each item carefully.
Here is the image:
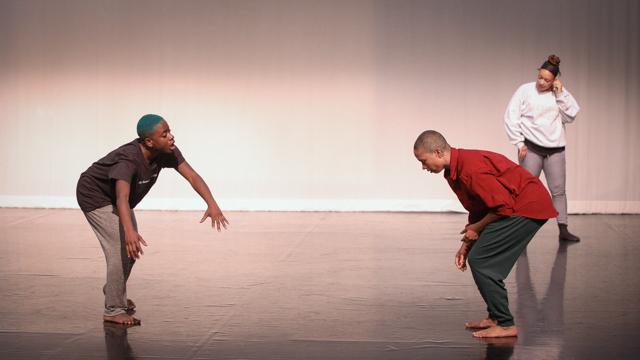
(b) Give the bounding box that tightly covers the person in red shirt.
[413,130,558,338]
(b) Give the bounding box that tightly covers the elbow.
[190,173,203,185]
[493,206,513,218]
[188,174,205,189]
[116,195,129,206]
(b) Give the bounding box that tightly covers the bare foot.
[103,321,139,330]
[127,299,136,311]
[473,325,518,338]
[476,336,517,347]
[465,317,498,329]
[104,313,141,325]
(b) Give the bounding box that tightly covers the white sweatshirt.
[503,82,580,148]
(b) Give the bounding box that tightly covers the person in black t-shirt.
[77,114,229,325]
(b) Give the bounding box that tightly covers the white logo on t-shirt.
[138,173,158,184]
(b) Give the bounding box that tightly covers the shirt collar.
[444,147,458,181]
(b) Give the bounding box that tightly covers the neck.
[443,148,452,169]
[139,142,160,164]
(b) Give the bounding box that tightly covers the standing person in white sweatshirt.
[504,54,581,242]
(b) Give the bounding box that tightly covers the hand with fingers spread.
[200,205,229,232]
[176,161,229,233]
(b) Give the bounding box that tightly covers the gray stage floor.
[0,209,639,359]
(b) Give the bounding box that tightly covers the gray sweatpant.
[519,150,568,225]
[84,205,137,317]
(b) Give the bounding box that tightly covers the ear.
[434,148,443,158]
[144,137,154,148]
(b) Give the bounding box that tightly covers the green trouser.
[468,216,547,327]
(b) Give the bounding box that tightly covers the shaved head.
[414,130,451,154]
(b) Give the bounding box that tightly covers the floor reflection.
[103,322,138,360]
[514,241,575,359]
[479,336,516,360]
[1,211,639,359]
[476,241,573,360]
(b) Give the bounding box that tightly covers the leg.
[467,216,547,337]
[542,151,579,242]
[85,205,140,324]
[519,149,544,178]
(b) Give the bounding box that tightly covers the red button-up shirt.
[445,148,558,225]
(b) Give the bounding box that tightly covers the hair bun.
[548,54,561,67]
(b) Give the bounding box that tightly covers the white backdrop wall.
[1,0,638,213]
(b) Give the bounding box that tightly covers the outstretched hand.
[200,206,229,232]
[125,231,147,259]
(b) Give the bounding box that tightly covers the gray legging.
[519,150,568,225]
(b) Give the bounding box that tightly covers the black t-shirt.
[76,139,185,212]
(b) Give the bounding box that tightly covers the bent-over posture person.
[413,130,557,338]
[76,114,229,325]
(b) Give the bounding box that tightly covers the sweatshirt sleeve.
[503,86,525,148]
[555,88,580,124]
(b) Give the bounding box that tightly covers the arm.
[115,180,147,259]
[553,80,580,123]
[464,164,517,220]
[504,88,526,150]
[176,161,229,232]
[460,211,501,242]
[455,211,501,272]
[455,240,475,272]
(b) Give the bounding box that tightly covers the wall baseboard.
[0,196,638,214]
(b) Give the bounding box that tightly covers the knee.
[549,184,566,197]
[468,249,495,276]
